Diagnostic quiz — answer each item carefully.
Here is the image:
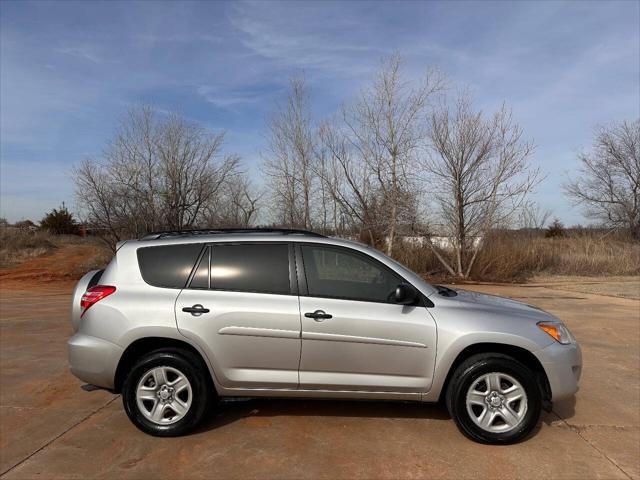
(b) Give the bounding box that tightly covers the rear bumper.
[536,341,582,401]
[68,333,123,389]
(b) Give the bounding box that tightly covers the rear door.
[297,243,437,393]
[175,242,301,390]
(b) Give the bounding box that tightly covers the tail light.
[80,285,116,316]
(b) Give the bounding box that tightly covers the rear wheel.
[122,348,213,436]
[446,353,541,444]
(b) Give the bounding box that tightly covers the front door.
[297,244,436,393]
[175,242,301,390]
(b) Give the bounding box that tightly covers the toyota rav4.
[68,228,581,444]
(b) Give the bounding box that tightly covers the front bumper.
[535,341,582,401]
[68,333,123,389]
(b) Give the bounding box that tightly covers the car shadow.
[193,397,452,434]
[542,396,577,424]
[191,396,571,441]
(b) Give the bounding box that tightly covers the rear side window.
[210,244,290,295]
[137,244,203,288]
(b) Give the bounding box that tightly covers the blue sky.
[1,0,638,224]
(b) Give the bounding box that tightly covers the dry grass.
[393,230,640,283]
[0,228,57,268]
[1,226,637,284]
[473,232,639,281]
[69,246,112,276]
[0,227,112,275]
[392,242,440,276]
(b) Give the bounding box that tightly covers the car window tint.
[137,244,203,288]
[211,244,290,295]
[189,247,210,289]
[301,245,402,303]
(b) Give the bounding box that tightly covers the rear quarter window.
[137,244,204,288]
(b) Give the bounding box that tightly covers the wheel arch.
[113,336,216,394]
[437,342,552,410]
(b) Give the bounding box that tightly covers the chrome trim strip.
[218,326,300,339]
[302,331,426,348]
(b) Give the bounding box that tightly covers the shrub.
[40,203,79,235]
[545,219,565,238]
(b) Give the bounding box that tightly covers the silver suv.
[68,229,581,444]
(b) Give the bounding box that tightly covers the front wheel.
[122,348,213,436]
[446,353,542,444]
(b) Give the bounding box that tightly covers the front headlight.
[537,321,574,344]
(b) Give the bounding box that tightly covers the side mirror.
[394,283,418,305]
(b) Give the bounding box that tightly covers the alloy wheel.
[135,366,193,425]
[465,372,528,433]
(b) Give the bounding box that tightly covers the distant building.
[388,235,483,250]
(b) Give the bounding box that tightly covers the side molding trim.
[302,331,426,348]
[218,326,300,340]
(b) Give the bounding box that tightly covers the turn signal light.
[537,321,572,344]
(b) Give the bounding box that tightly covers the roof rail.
[140,228,326,240]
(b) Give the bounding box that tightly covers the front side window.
[301,245,402,303]
[210,244,290,295]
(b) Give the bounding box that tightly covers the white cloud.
[227,1,386,76]
[56,46,103,63]
[196,84,263,108]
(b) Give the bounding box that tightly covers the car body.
[68,229,582,443]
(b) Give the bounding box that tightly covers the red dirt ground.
[0,244,103,290]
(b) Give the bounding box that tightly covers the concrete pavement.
[1,281,638,479]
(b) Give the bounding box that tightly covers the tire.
[122,348,213,436]
[445,353,541,444]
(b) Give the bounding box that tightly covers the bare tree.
[156,112,240,230]
[423,92,539,277]
[74,105,241,247]
[205,174,262,227]
[518,200,552,230]
[317,119,378,241]
[261,75,317,229]
[564,119,640,238]
[325,54,445,252]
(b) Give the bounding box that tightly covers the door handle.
[304,310,332,321]
[182,304,210,316]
